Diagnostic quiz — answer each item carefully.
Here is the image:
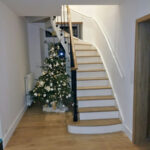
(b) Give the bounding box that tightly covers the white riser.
[78,100,115,108]
[77,72,107,78]
[77,89,113,97]
[75,45,95,50]
[76,51,98,56]
[77,57,102,63]
[78,64,104,70]
[80,111,119,120]
[68,124,122,134]
[77,80,109,87]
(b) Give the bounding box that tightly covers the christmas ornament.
[46,100,49,103]
[39,81,45,87]
[30,43,73,111]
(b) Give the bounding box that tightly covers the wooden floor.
[5,105,150,150]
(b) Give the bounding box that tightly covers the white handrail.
[70,8,124,78]
[66,6,78,70]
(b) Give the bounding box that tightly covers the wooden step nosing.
[78,62,103,65]
[70,120,122,127]
[69,123,122,127]
[79,110,118,113]
[77,86,112,90]
[79,109,118,113]
[78,106,118,113]
[74,43,92,46]
[70,123,122,127]
[77,55,100,57]
[77,96,115,101]
[76,49,97,51]
[77,78,108,81]
[77,98,115,101]
[77,69,105,72]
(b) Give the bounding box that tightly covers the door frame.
[133,14,150,144]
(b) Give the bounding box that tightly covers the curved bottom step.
[67,118,122,134]
[68,124,122,134]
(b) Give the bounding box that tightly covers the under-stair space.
[67,38,122,134]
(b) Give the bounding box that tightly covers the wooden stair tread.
[74,43,92,46]
[75,49,97,51]
[77,77,108,81]
[77,95,114,101]
[79,106,118,113]
[68,118,121,126]
[77,55,99,57]
[78,62,103,65]
[77,86,111,90]
[78,69,105,72]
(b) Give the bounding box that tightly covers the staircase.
[51,6,122,135]
[67,38,122,134]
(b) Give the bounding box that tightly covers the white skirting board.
[122,124,132,141]
[68,124,122,134]
[3,106,27,148]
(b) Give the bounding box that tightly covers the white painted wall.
[0,120,2,139]
[0,1,29,147]
[70,1,150,141]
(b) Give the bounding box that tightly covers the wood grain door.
[133,15,150,144]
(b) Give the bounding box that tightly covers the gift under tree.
[30,43,73,111]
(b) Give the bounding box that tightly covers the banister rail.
[66,5,78,71]
[66,5,78,122]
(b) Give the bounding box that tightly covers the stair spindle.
[63,5,67,44]
[60,7,63,36]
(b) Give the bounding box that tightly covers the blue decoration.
[58,45,65,58]
[59,51,65,57]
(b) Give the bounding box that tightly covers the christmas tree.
[30,43,73,111]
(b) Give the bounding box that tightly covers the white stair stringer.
[50,17,69,57]
[67,38,122,135]
[50,17,72,76]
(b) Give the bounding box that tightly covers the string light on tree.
[30,43,73,111]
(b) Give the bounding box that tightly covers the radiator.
[25,73,34,106]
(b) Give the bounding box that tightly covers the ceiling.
[0,0,122,16]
